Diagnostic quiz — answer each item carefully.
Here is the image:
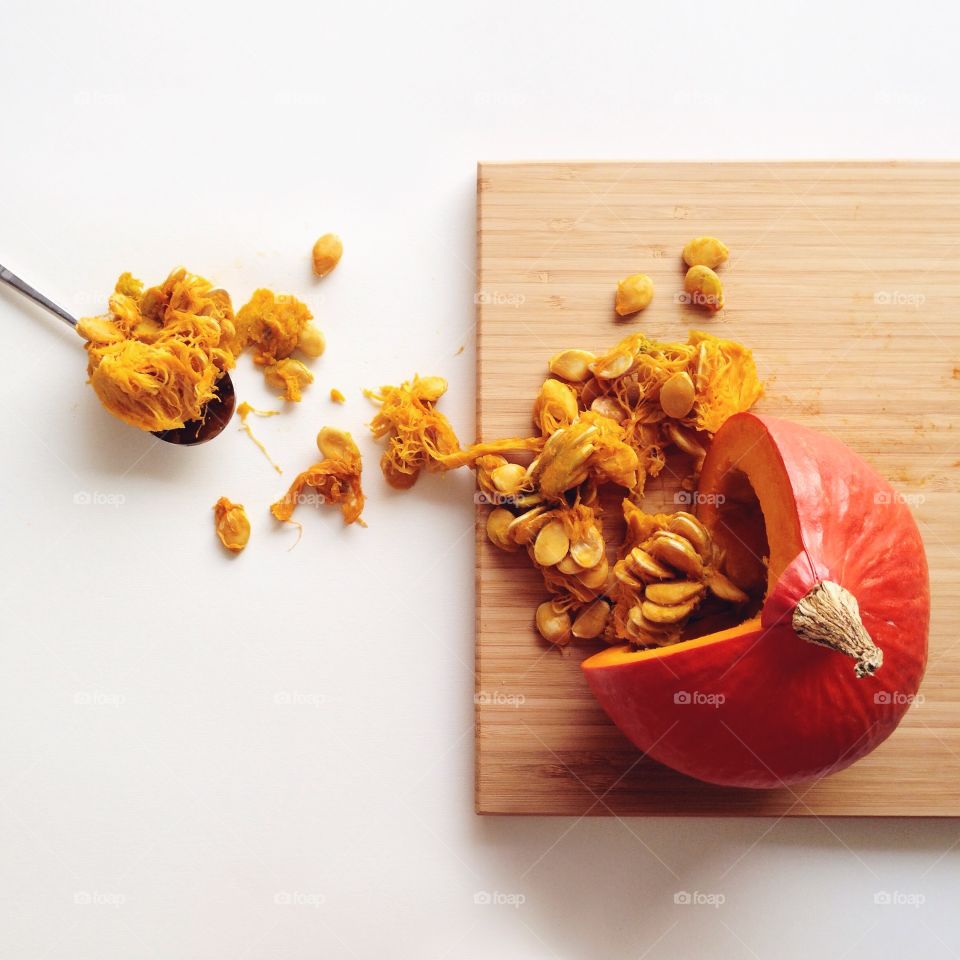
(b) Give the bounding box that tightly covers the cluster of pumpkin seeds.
[488,501,612,643]
[610,504,748,647]
[545,331,759,496]
[477,329,761,649]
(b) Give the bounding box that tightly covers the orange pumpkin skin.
[582,413,929,788]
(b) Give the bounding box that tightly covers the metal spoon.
[0,263,235,445]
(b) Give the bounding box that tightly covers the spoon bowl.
[1,263,234,445]
[152,372,235,445]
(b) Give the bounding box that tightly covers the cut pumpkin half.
[582,413,929,788]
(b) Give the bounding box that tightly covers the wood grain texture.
[475,161,960,817]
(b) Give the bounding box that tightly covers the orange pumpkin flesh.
[582,413,929,788]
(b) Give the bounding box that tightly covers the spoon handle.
[0,263,77,328]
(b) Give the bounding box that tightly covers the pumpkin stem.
[792,580,883,678]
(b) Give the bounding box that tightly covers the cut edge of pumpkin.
[583,616,763,669]
[699,412,805,601]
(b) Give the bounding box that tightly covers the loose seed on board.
[572,601,611,639]
[682,236,729,269]
[615,273,654,316]
[684,265,724,312]
[548,349,596,383]
[536,600,573,645]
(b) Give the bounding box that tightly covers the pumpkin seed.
[590,396,626,422]
[624,618,653,645]
[592,350,635,380]
[298,323,326,358]
[659,371,696,419]
[684,265,724,312]
[613,559,646,590]
[667,512,710,558]
[645,580,705,605]
[536,600,572,645]
[665,421,707,463]
[413,376,448,402]
[534,379,579,431]
[618,375,643,408]
[486,507,517,551]
[646,530,704,579]
[579,378,602,408]
[682,236,729,270]
[571,600,610,639]
[627,546,674,581]
[548,349,596,383]
[312,233,343,277]
[706,570,750,603]
[570,526,604,569]
[492,462,527,495]
[615,273,655,316]
[642,598,698,624]
[508,505,549,544]
[316,426,359,462]
[534,520,570,567]
[627,604,674,638]
[556,554,585,575]
[577,557,609,590]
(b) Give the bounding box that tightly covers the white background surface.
[1,1,958,957]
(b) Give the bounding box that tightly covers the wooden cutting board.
[474,161,960,816]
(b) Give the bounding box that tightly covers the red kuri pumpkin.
[582,413,929,788]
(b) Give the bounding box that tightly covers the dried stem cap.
[792,580,883,678]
